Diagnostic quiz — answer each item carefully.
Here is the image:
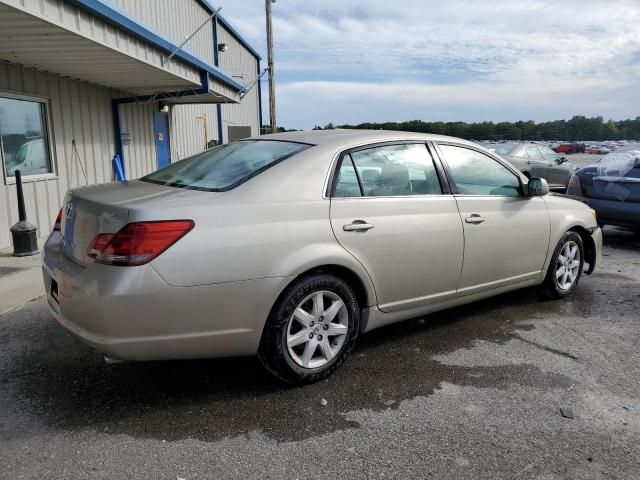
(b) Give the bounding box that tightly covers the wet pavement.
[1,227,639,479]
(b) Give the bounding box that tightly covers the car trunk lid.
[589,176,640,203]
[60,181,204,267]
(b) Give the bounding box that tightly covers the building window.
[0,94,53,180]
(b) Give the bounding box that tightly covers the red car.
[553,143,575,154]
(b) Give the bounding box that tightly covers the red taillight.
[89,220,194,266]
[86,233,115,259]
[567,174,582,195]
[53,208,63,232]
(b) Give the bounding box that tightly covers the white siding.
[170,104,219,160]
[217,22,260,142]
[0,62,165,249]
[0,62,114,249]
[118,101,156,179]
[0,0,201,91]
[111,0,216,65]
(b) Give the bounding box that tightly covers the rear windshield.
[488,144,519,156]
[141,140,311,191]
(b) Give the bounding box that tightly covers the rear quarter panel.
[147,145,378,305]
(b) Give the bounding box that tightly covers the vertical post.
[15,170,27,222]
[265,0,276,133]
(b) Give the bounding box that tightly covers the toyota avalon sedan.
[43,130,602,384]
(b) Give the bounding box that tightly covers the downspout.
[257,57,263,135]
[213,18,224,144]
[111,100,124,181]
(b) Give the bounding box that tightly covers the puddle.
[1,286,584,444]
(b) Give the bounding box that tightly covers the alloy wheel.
[286,290,349,369]
[556,240,581,291]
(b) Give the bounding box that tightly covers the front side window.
[335,143,441,197]
[439,144,521,197]
[0,95,53,178]
[142,140,310,191]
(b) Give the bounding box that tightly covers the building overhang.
[0,0,243,100]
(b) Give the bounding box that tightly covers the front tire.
[258,274,360,385]
[540,231,584,299]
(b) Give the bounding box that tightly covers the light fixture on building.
[159,104,169,113]
[217,43,228,53]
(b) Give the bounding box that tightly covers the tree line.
[308,116,640,141]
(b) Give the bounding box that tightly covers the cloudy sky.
[218,1,640,130]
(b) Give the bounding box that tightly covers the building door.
[153,112,171,169]
[227,125,252,143]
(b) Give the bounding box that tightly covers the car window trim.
[327,140,448,198]
[432,141,526,197]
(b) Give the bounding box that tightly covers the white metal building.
[0,0,262,249]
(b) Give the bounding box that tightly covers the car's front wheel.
[540,231,584,299]
[258,274,360,384]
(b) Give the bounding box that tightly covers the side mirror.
[527,177,549,196]
[557,156,567,164]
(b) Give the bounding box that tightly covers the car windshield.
[141,140,311,191]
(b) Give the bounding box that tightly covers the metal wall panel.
[0,62,114,249]
[217,23,260,142]
[0,62,164,249]
[118,101,156,180]
[111,0,216,65]
[0,0,201,92]
[170,104,219,161]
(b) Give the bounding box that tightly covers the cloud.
[218,0,640,128]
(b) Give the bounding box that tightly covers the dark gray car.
[486,143,577,191]
[567,147,640,230]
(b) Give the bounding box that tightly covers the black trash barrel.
[10,170,39,257]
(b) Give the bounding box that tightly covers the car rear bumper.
[585,198,640,228]
[42,233,290,361]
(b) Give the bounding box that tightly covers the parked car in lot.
[486,142,578,191]
[567,147,640,229]
[42,130,602,384]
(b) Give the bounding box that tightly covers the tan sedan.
[42,130,602,384]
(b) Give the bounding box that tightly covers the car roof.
[249,129,479,151]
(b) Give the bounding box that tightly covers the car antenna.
[71,139,89,185]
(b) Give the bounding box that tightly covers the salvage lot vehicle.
[42,130,602,384]
[568,147,640,229]
[486,142,577,191]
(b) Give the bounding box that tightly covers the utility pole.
[265,0,276,133]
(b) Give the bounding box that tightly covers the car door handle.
[343,221,374,232]
[465,214,485,224]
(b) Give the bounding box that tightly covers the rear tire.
[540,231,584,299]
[258,274,360,385]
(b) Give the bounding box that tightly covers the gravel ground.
[1,227,639,480]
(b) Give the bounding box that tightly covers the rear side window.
[524,145,543,161]
[334,157,362,197]
[333,143,442,197]
[439,144,521,197]
[141,140,310,191]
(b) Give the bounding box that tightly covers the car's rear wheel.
[258,274,360,385]
[540,231,584,299]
